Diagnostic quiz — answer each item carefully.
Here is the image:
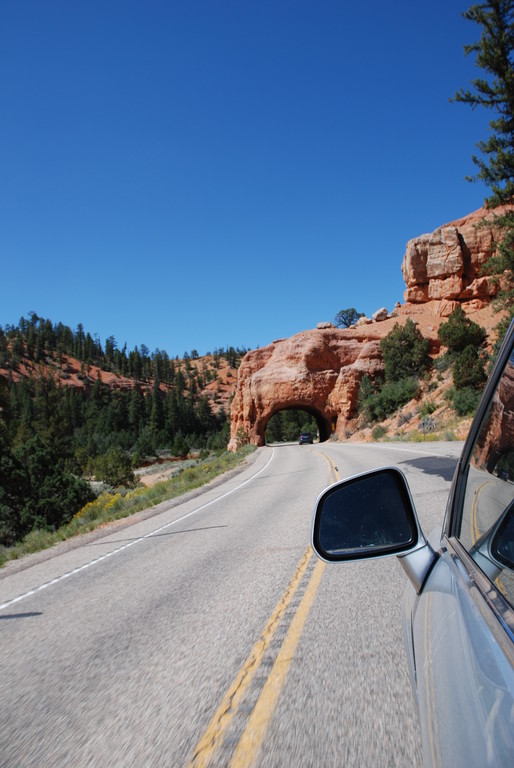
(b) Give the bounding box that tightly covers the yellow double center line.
[186,450,339,768]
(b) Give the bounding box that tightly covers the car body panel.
[404,538,514,766]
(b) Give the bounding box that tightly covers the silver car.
[311,320,514,766]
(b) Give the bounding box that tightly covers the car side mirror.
[491,502,514,570]
[311,467,420,562]
[468,501,514,580]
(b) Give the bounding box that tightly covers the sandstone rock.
[372,308,388,322]
[317,321,335,329]
[402,204,511,304]
[437,299,459,317]
[227,328,386,449]
[355,316,372,326]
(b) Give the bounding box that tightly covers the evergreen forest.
[0,313,248,546]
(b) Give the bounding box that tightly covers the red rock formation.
[228,329,385,448]
[402,205,511,304]
[228,205,511,450]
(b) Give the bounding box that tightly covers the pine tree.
[150,375,164,436]
[334,308,364,328]
[437,305,487,352]
[380,319,430,382]
[452,1,514,325]
[0,327,8,366]
[129,388,144,430]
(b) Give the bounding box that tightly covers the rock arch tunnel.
[227,329,384,452]
[262,404,334,444]
[231,397,335,449]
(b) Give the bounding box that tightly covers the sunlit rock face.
[227,328,386,449]
[228,205,511,450]
[402,205,510,304]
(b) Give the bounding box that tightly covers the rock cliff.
[228,205,510,450]
[401,205,509,305]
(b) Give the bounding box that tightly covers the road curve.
[0,441,462,767]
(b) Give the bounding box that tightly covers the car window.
[457,348,514,607]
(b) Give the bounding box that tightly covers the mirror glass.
[491,501,514,570]
[314,468,418,560]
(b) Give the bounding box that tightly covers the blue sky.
[1,1,491,357]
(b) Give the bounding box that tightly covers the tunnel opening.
[264,406,332,445]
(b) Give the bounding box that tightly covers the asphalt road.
[0,440,463,767]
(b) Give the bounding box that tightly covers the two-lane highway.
[0,441,462,767]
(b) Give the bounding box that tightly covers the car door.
[409,329,514,767]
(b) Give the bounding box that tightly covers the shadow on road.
[400,456,458,483]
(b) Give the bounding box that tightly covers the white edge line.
[332,443,463,458]
[0,448,275,612]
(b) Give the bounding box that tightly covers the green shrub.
[357,375,380,422]
[380,319,430,382]
[451,386,482,416]
[452,346,487,390]
[172,432,189,457]
[93,447,134,487]
[374,378,420,420]
[434,353,452,372]
[419,400,436,417]
[372,425,387,440]
[359,377,419,422]
[438,306,486,353]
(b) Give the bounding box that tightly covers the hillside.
[0,347,239,419]
[0,318,246,479]
[0,318,252,547]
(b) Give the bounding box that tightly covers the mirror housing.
[311,467,437,593]
[491,501,514,570]
[470,500,514,580]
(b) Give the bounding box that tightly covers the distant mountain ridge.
[0,314,245,417]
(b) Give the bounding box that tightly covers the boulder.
[402,205,511,304]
